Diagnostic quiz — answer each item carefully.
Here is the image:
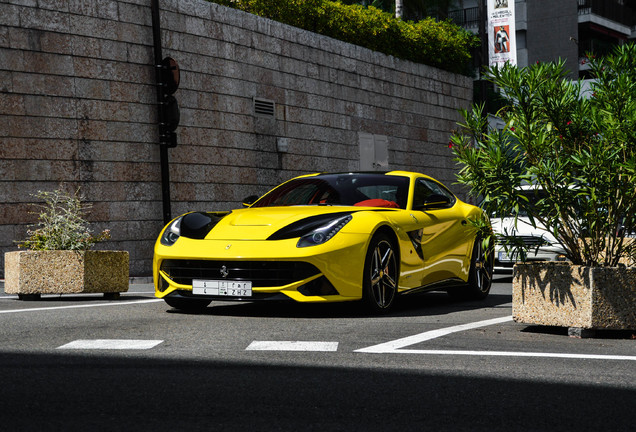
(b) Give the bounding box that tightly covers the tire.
[466,237,494,299]
[448,237,494,300]
[362,232,399,313]
[164,297,211,312]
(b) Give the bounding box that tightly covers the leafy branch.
[451,44,636,267]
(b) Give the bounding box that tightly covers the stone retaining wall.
[0,0,472,276]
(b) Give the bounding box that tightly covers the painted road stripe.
[0,299,163,314]
[366,349,636,361]
[355,316,636,361]
[356,316,513,353]
[246,341,339,352]
[57,339,164,350]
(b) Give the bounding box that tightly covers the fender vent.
[254,97,275,118]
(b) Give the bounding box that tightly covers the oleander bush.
[450,43,636,267]
[212,0,477,74]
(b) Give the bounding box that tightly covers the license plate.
[498,251,513,262]
[192,280,252,297]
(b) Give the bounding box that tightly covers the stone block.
[4,250,129,295]
[513,262,636,330]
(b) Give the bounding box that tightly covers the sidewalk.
[0,278,155,296]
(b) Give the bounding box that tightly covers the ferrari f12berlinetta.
[153,171,493,313]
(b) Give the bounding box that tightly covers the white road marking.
[246,341,339,352]
[355,315,636,361]
[356,316,513,353]
[367,349,636,361]
[57,339,164,350]
[0,299,163,314]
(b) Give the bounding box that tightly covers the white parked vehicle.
[489,186,567,272]
[491,217,567,272]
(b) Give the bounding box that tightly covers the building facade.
[451,0,636,78]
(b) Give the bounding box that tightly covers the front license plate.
[192,280,252,297]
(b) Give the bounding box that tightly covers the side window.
[413,180,434,209]
[412,178,456,209]
[424,179,455,202]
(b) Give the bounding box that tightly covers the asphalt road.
[0,275,634,431]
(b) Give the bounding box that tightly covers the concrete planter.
[513,262,636,333]
[4,250,129,300]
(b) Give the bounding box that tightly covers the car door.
[408,177,471,286]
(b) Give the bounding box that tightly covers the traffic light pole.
[151,0,172,226]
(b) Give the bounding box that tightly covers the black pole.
[151,0,172,225]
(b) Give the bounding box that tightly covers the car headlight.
[297,215,352,248]
[160,212,230,246]
[160,217,182,246]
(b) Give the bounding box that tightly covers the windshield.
[489,189,550,217]
[251,174,410,209]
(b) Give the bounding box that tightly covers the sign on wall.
[487,0,516,67]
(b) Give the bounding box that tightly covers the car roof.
[300,171,434,181]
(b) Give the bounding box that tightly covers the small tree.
[18,189,110,251]
[450,43,636,267]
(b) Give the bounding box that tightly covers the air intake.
[254,97,275,118]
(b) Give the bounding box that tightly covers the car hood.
[193,206,359,241]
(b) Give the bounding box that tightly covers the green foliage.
[339,0,393,14]
[211,0,477,74]
[451,43,636,267]
[17,189,111,251]
[332,0,460,21]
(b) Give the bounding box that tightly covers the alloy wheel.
[368,238,398,309]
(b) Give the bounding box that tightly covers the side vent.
[253,97,275,118]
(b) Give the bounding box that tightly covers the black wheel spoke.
[453,237,493,300]
[364,236,398,312]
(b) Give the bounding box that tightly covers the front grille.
[160,260,320,287]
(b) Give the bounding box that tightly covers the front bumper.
[153,234,369,303]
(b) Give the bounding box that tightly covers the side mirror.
[242,195,259,207]
[416,194,452,210]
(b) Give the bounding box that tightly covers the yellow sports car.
[153,171,493,313]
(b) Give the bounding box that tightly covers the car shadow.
[494,273,513,283]
[392,291,512,317]
[167,299,365,319]
[165,290,512,319]
[164,273,514,319]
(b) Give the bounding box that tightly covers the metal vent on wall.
[253,97,275,118]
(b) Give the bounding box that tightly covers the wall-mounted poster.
[488,0,516,66]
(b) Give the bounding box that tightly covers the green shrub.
[211,0,476,74]
[18,189,111,251]
[450,43,636,267]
